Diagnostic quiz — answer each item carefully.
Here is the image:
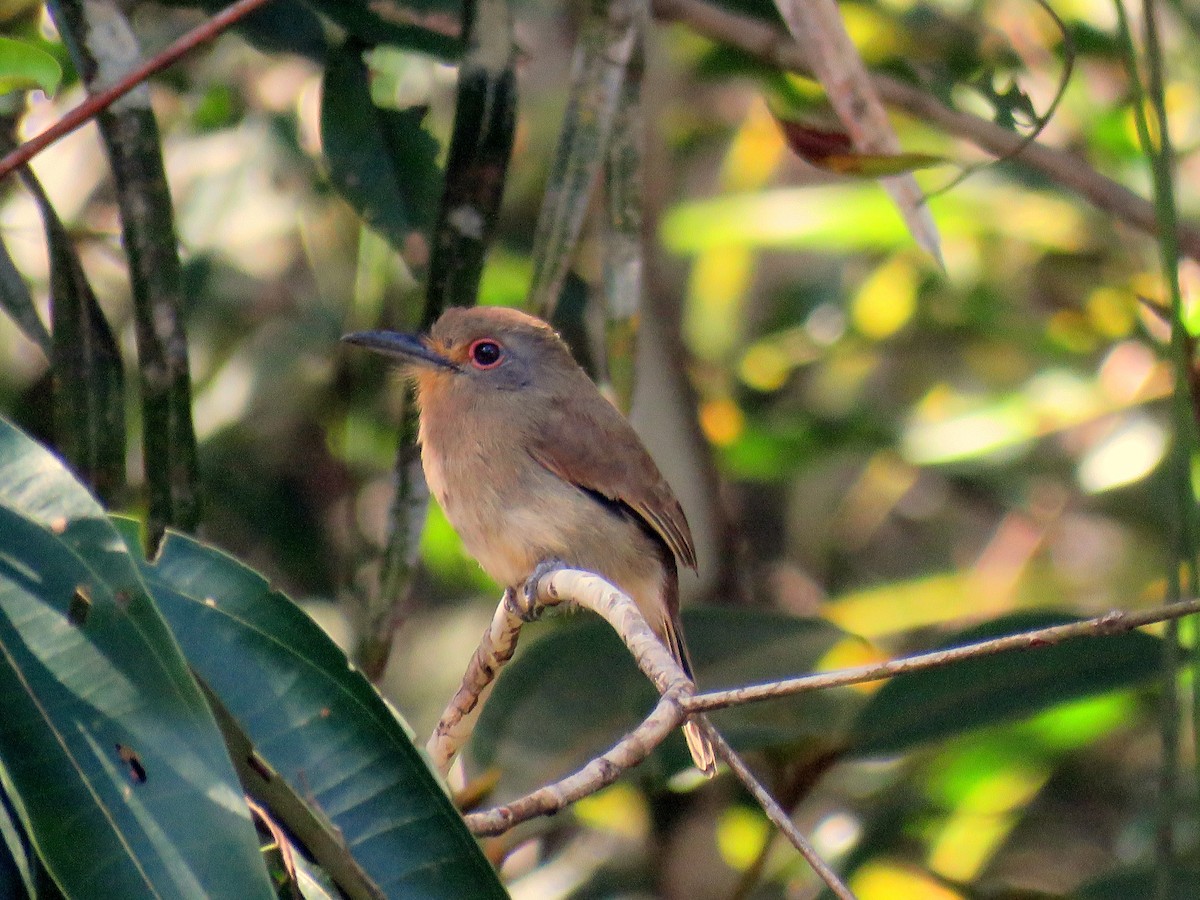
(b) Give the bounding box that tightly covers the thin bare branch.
[686,598,1200,714]
[0,0,278,182]
[700,720,856,900]
[450,570,1200,895]
[650,0,1200,262]
[457,568,847,893]
[429,567,700,778]
[465,688,687,835]
[426,588,530,774]
[459,568,699,833]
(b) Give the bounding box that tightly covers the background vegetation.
[0,0,1197,895]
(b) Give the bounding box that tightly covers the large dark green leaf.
[155,0,329,60]
[473,607,857,792]
[849,612,1163,757]
[309,0,463,59]
[1078,864,1200,899]
[139,530,506,899]
[321,44,443,258]
[0,417,274,899]
[0,787,34,900]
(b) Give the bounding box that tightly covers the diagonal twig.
[426,587,532,774]
[699,719,856,900]
[685,597,1200,713]
[769,0,941,264]
[0,0,278,182]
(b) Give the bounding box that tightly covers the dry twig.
[448,569,1200,898]
[686,598,1200,713]
[428,568,701,776]
[650,0,1200,261]
[699,720,855,900]
[451,569,844,895]
[426,588,533,774]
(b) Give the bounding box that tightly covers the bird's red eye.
[468,339,504,369]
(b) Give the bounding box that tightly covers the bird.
[344,305,716,776]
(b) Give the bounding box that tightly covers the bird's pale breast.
[420,409,669,624]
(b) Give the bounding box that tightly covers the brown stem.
[0,0,278,182]
[686,598,1200,713]
[700,720,856,900]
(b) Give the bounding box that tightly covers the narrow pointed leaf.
[138,530,506,899]
[16,165,126,505]
[0,417,274,900]
[0,233,50,355]
[0,37,62,95]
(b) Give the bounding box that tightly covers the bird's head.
[342,306,579,402]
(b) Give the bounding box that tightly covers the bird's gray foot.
[516,557,566,619]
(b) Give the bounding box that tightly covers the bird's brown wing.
[526,399,697,570]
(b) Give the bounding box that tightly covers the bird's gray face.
[341,326,568,394]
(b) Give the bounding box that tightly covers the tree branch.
[426,587,532,774]
[446,570,1200,897]
[0,0,278,182]
[699,720,855,900]
[685,597,1200,713]
[650,0,1200,262]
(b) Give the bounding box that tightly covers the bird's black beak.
[341,330,459,371]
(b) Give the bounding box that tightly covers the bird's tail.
[662,614,717,778]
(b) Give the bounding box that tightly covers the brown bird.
[344,306,716,776]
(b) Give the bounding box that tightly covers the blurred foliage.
[0,0,1198,893]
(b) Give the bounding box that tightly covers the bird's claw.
[512,558,565,621]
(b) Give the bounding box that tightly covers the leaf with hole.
[136,528,506,899]
[0,417,274,900]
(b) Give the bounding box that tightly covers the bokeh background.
[2,0,1198,894]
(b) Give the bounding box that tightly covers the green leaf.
[0,234,50,355]
[321,44,443,260]
[308,0,463,59]
[138,529,507,899]
[0,788,35,900]
[0,418,274,900]
[1078,864,1200,899]
[21,167,127,506]
[155,0,329,60]
[473,607,856,789]
[0,37,62,96]
[848,612,1163,756]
